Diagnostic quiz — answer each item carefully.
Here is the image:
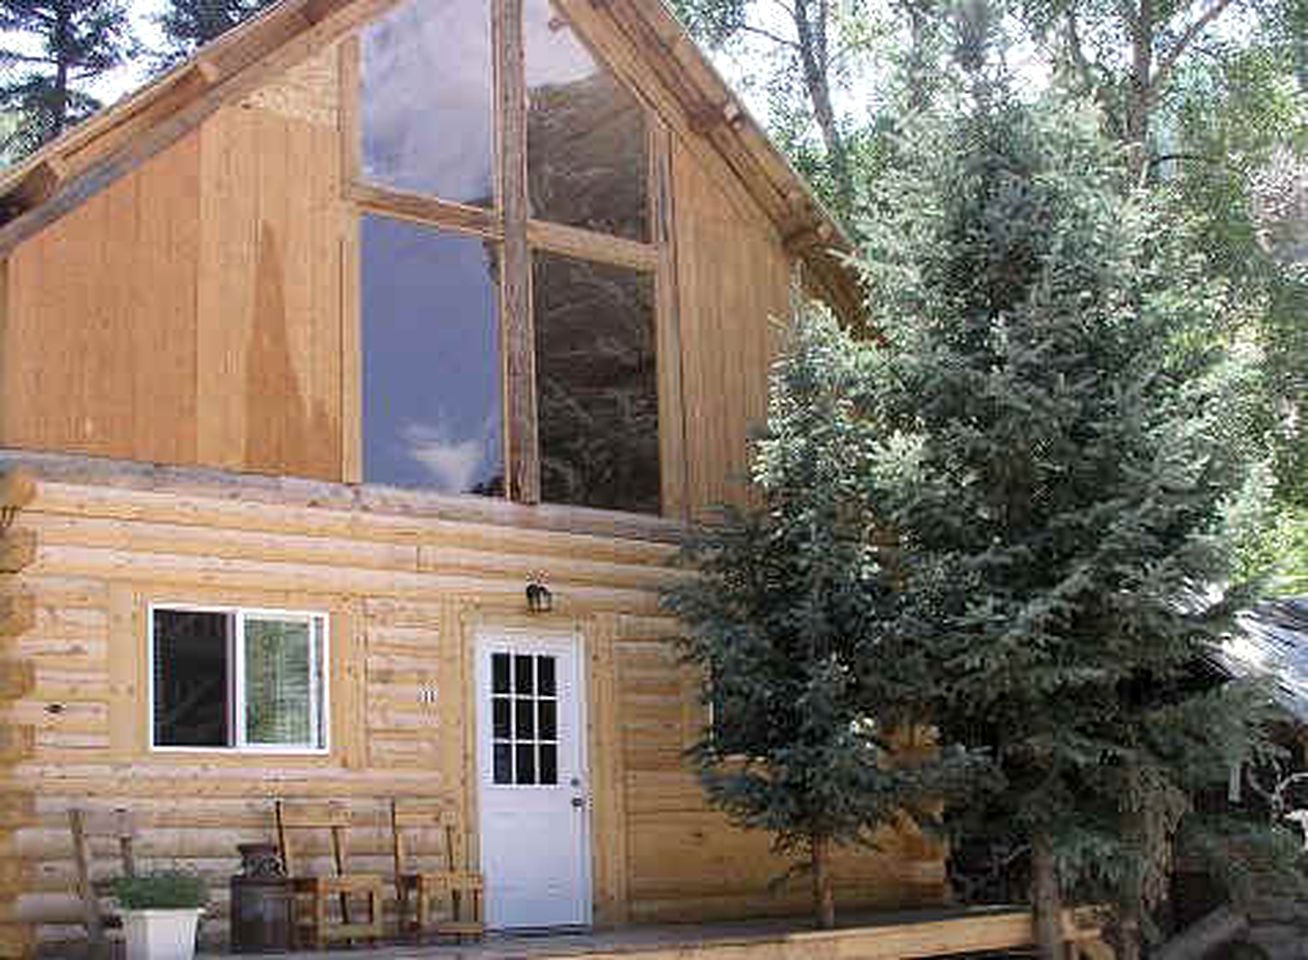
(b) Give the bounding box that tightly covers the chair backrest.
[68,807,137,952]
[274,800,354,878]
[389,799,468,874]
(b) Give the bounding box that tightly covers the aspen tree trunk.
[1125,0,1155,184]
[1031,832,1065,960]
[792,0,853,217]
[812,833,836,929]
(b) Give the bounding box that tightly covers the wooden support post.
[497,0,540,505]
[69,810,107,959]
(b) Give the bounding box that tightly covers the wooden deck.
[205,907,1113,959]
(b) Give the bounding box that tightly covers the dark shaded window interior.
[525,0,648,241]
[534,253,659,513]
[362,215,505,495]
[153,610,230,748]
[361,0,496,204]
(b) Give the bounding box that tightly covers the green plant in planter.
[111,871,208,910]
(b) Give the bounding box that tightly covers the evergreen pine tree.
[663,309,963,929]
[155,0,276,66]
[0,0,135,159]
[859,92,1282,958]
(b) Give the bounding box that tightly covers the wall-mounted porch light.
[526,576,553,614]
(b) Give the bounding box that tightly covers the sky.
[92,0,168,103]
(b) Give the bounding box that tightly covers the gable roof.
[0,0,861,320]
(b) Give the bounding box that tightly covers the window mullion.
[496,0,540,505]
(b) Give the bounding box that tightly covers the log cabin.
[0,0,949,953]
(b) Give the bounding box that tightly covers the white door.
[476,631,591,930]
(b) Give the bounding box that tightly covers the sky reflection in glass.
[362,215,504,495]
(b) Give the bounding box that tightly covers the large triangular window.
[355,0,665,515]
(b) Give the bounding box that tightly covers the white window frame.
[148,603,331,755]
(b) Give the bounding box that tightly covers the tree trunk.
[1031,832,1065,960]
[903,0,933,114]
[52,0,72,136]
[811,833,836,929]
[1125,0,1153,183]
[791,0,853,218]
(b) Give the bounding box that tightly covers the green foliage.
[0,0,136,160]
[111,871,208,910]
[663,309,973,920]
[856,88,1280,940]
[154,0,277,68]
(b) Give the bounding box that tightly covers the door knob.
[571,796,586,808]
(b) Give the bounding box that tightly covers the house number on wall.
[418,686,439,706]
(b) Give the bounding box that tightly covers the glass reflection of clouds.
[362,0,495,204]
[362,216,504,496]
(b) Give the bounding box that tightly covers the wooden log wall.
[0,473,37,960]
[0,458,946,955]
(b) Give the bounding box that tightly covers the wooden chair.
[390,799,484,941]
[274,800,384,949]
[68,807,136,960]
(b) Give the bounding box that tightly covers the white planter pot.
[122,908,202,960]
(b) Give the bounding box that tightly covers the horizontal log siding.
[0,464,946,955]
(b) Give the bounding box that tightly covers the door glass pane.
[514,655,535,694]
[152,610,231,747]
[537,655,556,695]
[525,0,648,241]
[516,743,537,784]
[244,617,316,747]
[540,743,558,785]
[534,253,660,513]
[494,743,513,784]
[516,697,536,739]
[363,216,504,495]
[538,698,557,741]
[362,0,495,204]
[492,653,511,694]
[493,697,511,738]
